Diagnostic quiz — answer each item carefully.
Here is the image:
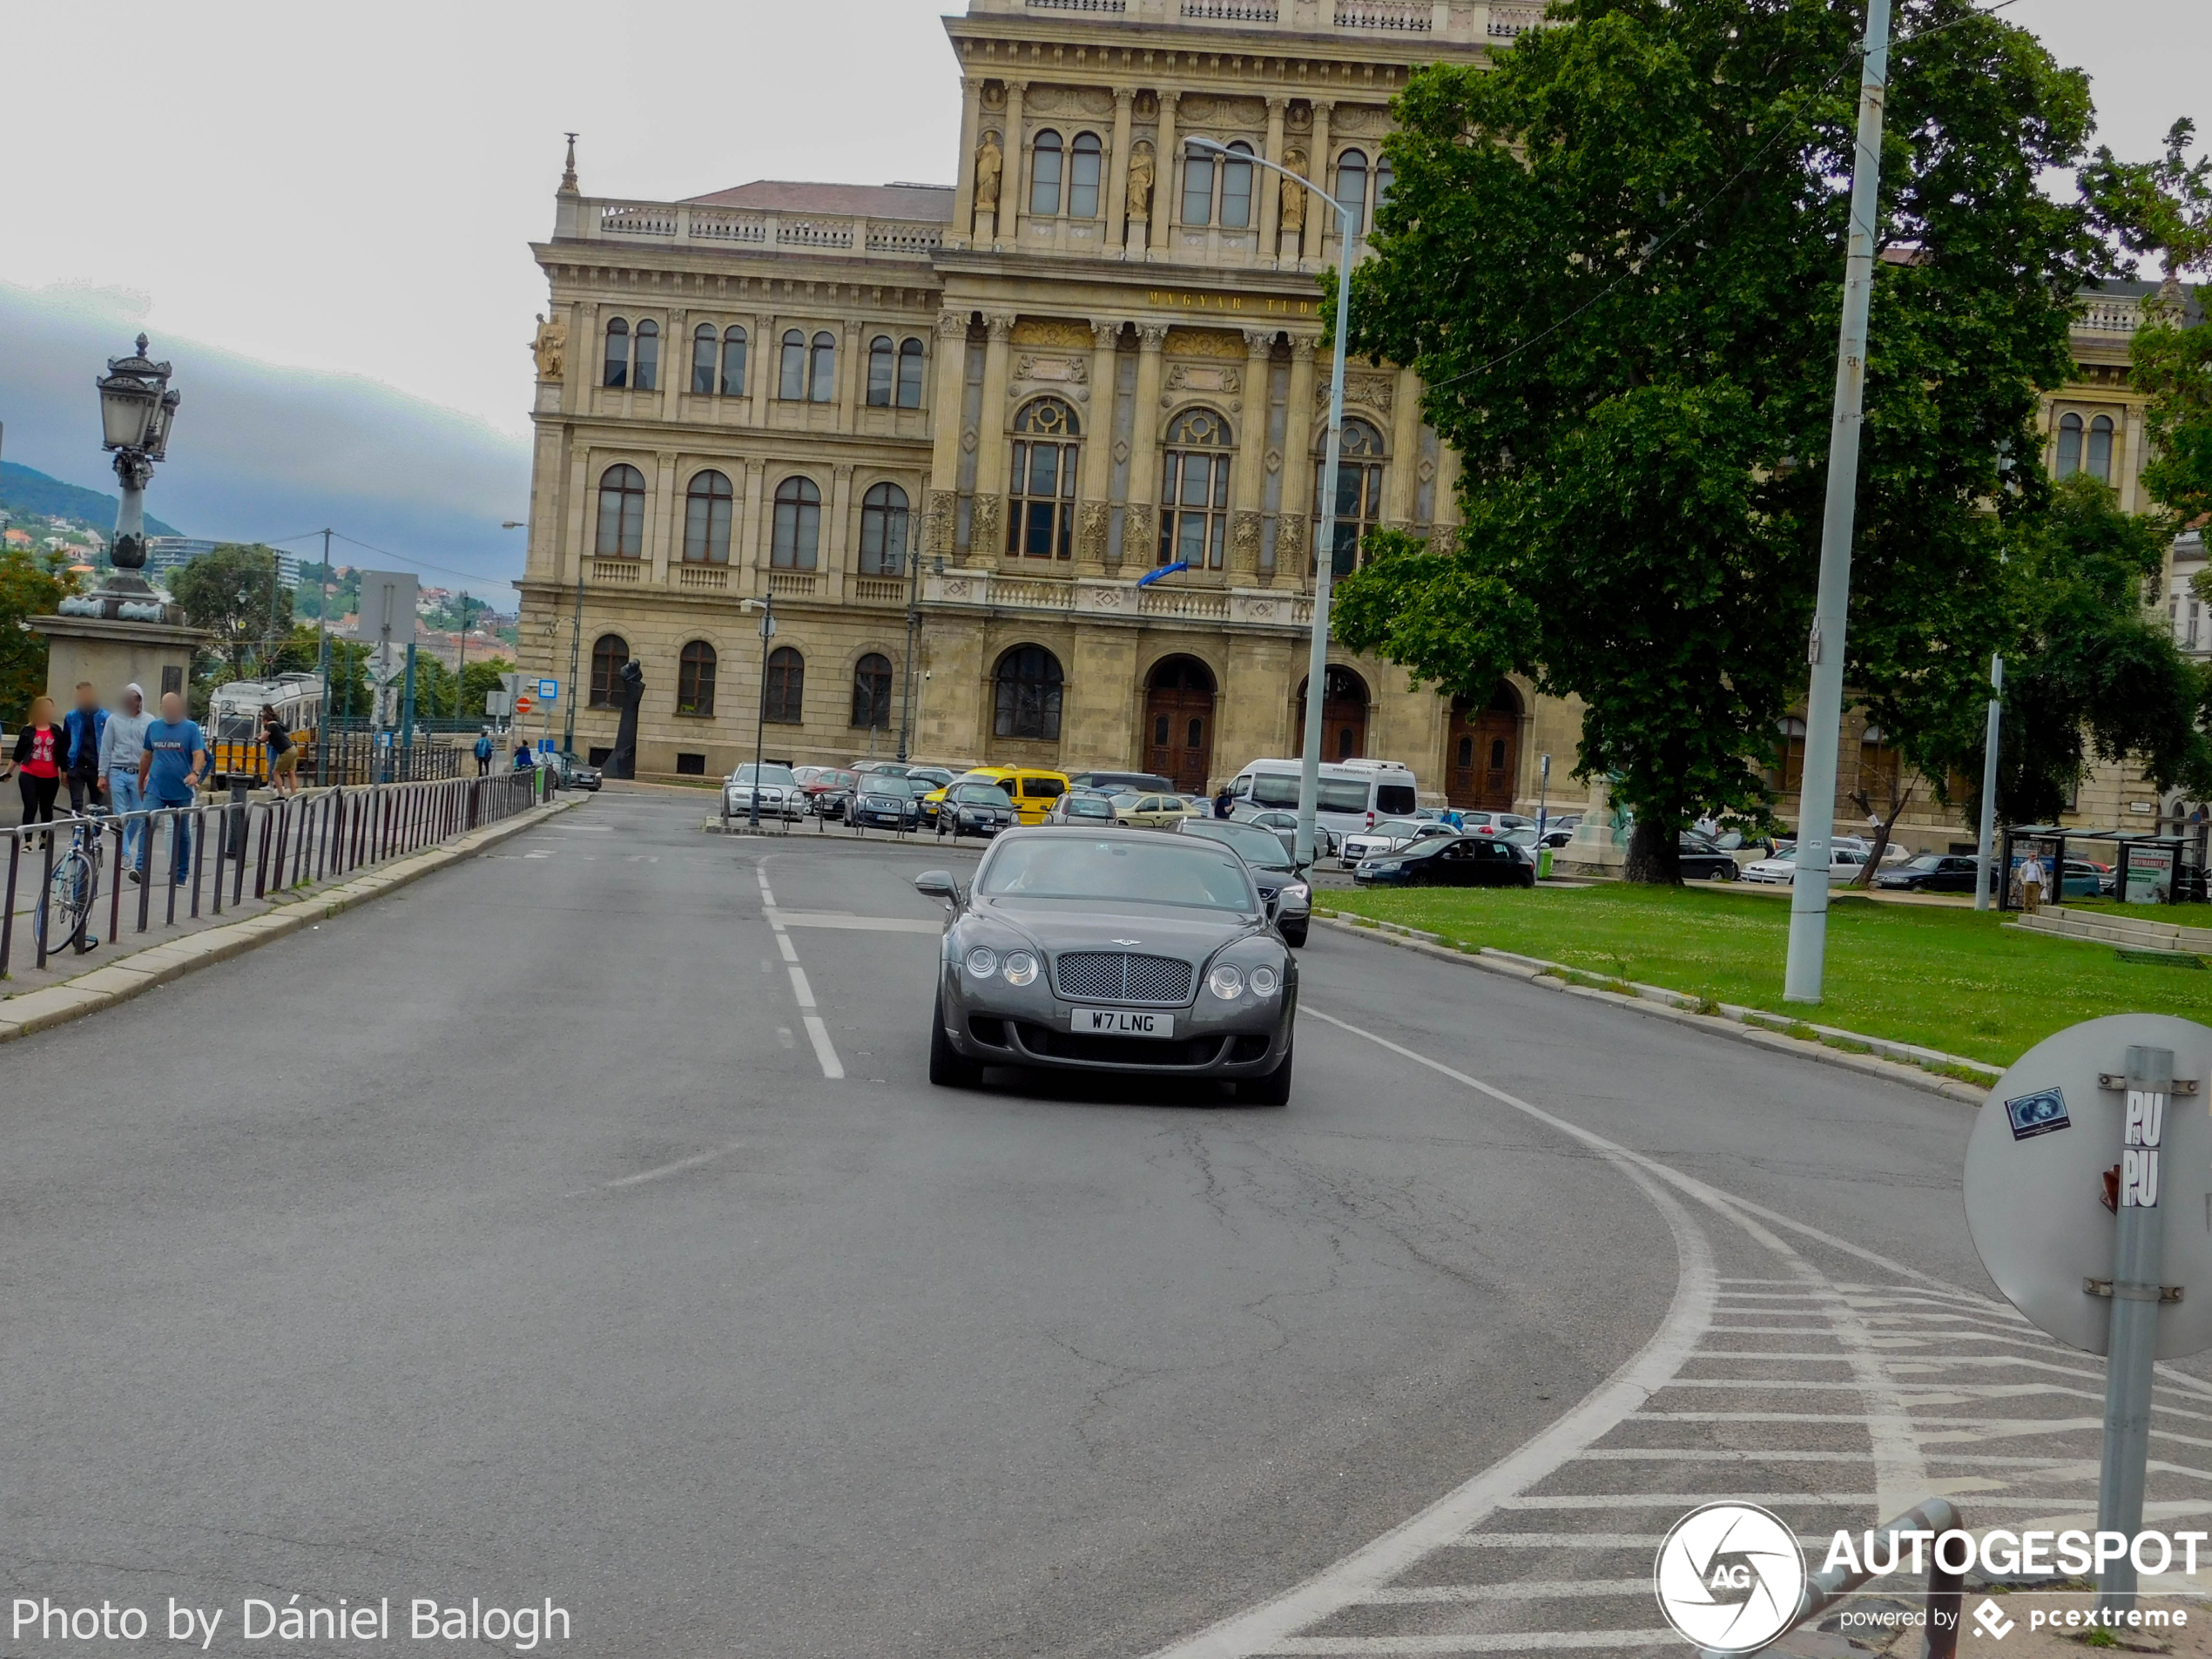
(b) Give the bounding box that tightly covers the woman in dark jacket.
[260,703,300,797]
[4,696,68,843]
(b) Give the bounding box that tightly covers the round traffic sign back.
[1964,1014,2212,1358]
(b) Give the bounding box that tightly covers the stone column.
[736,458,767,596]
[1258,98,1288,265]
[566,300,595,418]
[925,311,972,566]
[1386,366,1424,526]
[1002,81,1028,245]
[952,77,986,245]
[1280,334,1320,586]
[1151,91,1180,256]
[662,308,686,422]
[1105,87,1136,250]
[1125,323,1170,563]
[1302,102,1333,265]
[826,462,856,598]
[1077,320,1124,567]
[565,446,593,586]
[839,318,866,435]
[1231,329,1275,577]
[969,313,1017,563]
[1434,441,1463,531]
[649,450,678,583]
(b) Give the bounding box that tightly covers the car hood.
[969,895,1264,957]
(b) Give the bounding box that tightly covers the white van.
[1227,759,1422,838]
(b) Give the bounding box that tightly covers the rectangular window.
[675,752,707,776]
[691,332,717,395]
[867,342,894,408]
[721,332,747,396]
[1220,154,1253,229]
[780,336,806,401]
[1182,154,1214,226]
[1069,143,1101,219]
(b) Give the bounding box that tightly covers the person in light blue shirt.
[99,683,154,878]
[138,692,208,887]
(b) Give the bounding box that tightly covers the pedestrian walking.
[5,696,67,845]
[138,691,208,887]
[63,681,109,814]
[2019,851,2047,914]
[1212,785,1233,819]
[261,703,300,797]
[513,735,533,772]
[100,684,153,881]
[475,729,495,777]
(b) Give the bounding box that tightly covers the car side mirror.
[914,870,963,903]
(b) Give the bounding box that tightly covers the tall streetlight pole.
[90,334,181,617]
[739,595,776,829]
[1187,138,1354,871]
[315,527,333,786]
[1784,0,1893,1004]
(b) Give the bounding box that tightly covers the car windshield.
[1370,819,1426,840]
[950,785,1012,806]
[864,777,924,798]
[1063,797,1113,817]
[978,837,1257,912]
[1904,854,1945,871]
[732,764,796,786]
[1180,819,1296,871]
[913,770,954,787]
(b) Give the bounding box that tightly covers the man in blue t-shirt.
[138,692,209,887]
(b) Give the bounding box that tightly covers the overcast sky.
[2,1,2203,591]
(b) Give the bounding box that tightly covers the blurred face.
[75,685,98,710]
[160,692,185,722]
[123,690,143,715]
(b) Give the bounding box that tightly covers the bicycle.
[31,807,105,957]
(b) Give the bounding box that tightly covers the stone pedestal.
[31,604,207,707]
[1554,772,1627,878]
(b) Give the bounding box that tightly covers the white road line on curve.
[599,1141,745,1190]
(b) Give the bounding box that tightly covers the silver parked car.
[915,828,1298,1103]
[724,762,805,821]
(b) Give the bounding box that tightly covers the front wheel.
[1714,863,1737,881]
[1240,1039,1294,1106]
[928,994,985,1089]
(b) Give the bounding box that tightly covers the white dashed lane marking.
[756,861,843,1080]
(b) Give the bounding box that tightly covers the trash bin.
[1537,848,1554,880]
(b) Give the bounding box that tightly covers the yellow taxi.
[922,766,1071,827]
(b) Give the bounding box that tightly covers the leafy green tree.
[460,656,516,725]
[1333,0,2099,880]
[168,544,293,678]
[0,549,79,722]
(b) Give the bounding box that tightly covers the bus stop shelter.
[1997,823,2207,911]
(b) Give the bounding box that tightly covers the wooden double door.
[1144,657,1217,792]
[1448,697,1520,811]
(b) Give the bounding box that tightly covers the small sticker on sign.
[2006,1087,2072,1141]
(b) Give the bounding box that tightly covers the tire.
[1279,921,1308,948]
[1714,862,1738,881]
[1519,868,1536,889]
[928,993,985,1089]
[1240,1038,1294,1106]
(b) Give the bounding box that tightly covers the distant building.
[3,529,30,550]
[2172,530,2207,662]
[145,536,303,590]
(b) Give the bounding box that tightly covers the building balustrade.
[577,199,942,263]
[968,0,1506,44]
[2077,296,2144,334]
[768,570,822,597]
[591,557,644,583]
[853,577,908,604]
[919,568,1313,631]
[675,564,730,591]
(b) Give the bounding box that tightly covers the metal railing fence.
[2,768,546,981]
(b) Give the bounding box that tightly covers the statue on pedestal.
[530,313,568,382]
[609,659,645,780]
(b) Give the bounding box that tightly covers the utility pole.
[1974,655,2004,911]
[897,532,927,763]
[1784,0,1893,1004]
[315,528,332,786]
[400,642,418,781]
[563,565,583,757]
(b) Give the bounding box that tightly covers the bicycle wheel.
[33,850,98,953]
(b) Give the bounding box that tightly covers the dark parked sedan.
[941,782,1017,840]
[916,829,1298,1103]
[1355,834,1536,888]
[851,776,926,831]
[1878,853,1993,894]
[1678,831,1739,881]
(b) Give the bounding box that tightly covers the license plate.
[1071,1007,1176,1038]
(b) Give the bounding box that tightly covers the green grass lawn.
[1318,882,2209,1068]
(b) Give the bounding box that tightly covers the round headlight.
[1207,964,1245,1001]
[964,946,999,978]
[1003,951,1038,986]
[1250,965,1280,997]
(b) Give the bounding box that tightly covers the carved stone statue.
[974,132,1004,214]
[530,312,568,381]
[609,659,645,780]
[1127,141,1157,222]
[1278,149,1309,235]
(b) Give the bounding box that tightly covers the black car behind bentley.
[1354,833,1536,888]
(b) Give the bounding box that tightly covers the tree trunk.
[1847,782,1915,889]
[1623,815,1681,885]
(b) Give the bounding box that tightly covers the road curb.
[0,798,576,1046]
[1308,910,1997,1105]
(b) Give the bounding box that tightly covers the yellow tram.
[207,674,323,786]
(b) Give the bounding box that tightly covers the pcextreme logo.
[1975,1599,2017,1639]
[1653,1503,1807,1652]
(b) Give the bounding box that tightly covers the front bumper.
[855,804,920,829]
[1353,865,1408,885]
[939,967,1292,1077]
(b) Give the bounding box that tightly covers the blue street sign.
[536,678,559,701]
[1136,561,1190,589]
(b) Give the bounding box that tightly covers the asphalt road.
[3,792,2195,1656]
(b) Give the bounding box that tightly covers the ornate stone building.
[514,0,1563,806]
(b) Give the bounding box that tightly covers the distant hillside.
[0,461,181,538]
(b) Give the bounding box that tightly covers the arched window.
[2056,412,2083,478]
[595,463,645,557]
[691,324,718,395]
[780,330,808,400]
[676,641,717,717]
[993,645,1063,741]
[1374,155,1395,223]
[1008,398,1081,560]
[896,338,926,408]
[683,469,733,563]
[772,476,822,569]
[1160,408,1234,570]
[852,652,894,730]
[1774,716,1808,794]
[632,319,659,392]
[867,336,896,408]
[1316,418,1386,575]
[765,647,805,725]
[2087,414,2115,484]
[859,482,910,576]
[810,332,838,403]
[1336,149,1369,237]
[1069,132,1103,219]
[603,317,630,388]
[1182,146,1216,226]
[721,327,748,396]
[1220,142,1255,230]
[1031,129,1064,216]
[589,634,631,708]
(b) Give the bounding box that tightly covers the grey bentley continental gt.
[914,827,1298,1104]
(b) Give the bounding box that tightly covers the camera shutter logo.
[1653,1502,1806,1651]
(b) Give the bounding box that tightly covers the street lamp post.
[739,596,777,828]
[88,334,182,617]
[1187,138,1354,870]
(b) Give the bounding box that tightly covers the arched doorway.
[1144,655,1217,791]
[1447,682,1521,811]
[1294,665,1370,764]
